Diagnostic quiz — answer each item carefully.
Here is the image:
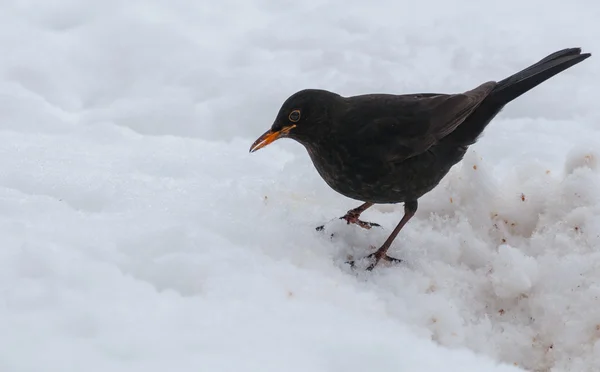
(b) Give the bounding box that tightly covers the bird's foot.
[346,248,402,271]
[315,212,380,232]
[340,211,380,230]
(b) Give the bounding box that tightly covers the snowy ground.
[1,1,599,371]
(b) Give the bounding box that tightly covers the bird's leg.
[348,200,418,271]
[339,202,380,229]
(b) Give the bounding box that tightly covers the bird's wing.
[345,81,496,162]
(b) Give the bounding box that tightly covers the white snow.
[0,0,598,371]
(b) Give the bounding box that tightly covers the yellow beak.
[249,125,296,153]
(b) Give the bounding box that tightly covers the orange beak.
[249,125,296,153]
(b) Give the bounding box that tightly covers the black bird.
[249,48,591,271]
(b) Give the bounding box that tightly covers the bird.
[249,47,591,271]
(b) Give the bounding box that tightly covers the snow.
[0,0,598,371]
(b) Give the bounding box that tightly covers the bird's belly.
[307,147,464,204]
[315,165,444,204]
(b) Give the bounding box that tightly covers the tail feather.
[490,47,591,105]
[446,47,591,146]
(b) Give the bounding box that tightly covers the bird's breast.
[304,142,404,203]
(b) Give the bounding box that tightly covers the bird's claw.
[346,250,402,271]
[315,213,380,232]
[340,212,380,230]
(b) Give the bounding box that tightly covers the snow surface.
[0,1,599,371]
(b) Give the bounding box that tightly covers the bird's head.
[249,89,341,153]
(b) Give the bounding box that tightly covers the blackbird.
[249,47,591,271]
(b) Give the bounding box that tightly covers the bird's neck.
[291,128,335,153]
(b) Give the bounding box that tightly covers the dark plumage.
[250,47,591,270]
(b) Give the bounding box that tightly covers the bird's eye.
[288,109,301,123]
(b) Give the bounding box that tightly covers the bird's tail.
[489,47,591,106]
[446,47,591,146]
